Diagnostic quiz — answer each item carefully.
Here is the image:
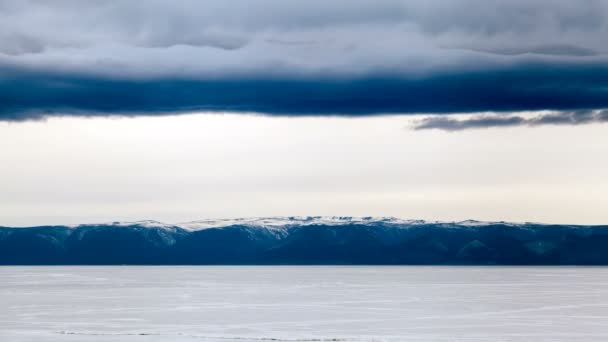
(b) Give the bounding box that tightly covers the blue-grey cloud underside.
[414,109,608,131]
[2,0,608,120]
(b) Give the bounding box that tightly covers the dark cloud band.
[2,61,608,121]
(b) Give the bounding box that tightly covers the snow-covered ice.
[1,266,608,341]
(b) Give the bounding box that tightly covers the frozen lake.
[1,266,608,341]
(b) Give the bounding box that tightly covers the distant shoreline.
[2,218,608,265]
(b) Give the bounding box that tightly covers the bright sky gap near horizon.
[1,0,608,226]
[1,113,607,227]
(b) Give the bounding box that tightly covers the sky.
[1,0,608,226]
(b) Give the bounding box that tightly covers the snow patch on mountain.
[62,217,539,232]
[177,216,430,231]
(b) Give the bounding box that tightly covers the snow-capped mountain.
[118,216,531,230]
[0,217,606,265]
[178,216,426,230]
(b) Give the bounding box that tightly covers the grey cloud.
[467,44,599,57]
[530,110,596,125]
[2,0,608,120]
[413,116,527,131]
[413,110,608,131]
[0,33,45,55]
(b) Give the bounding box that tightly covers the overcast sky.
[2,0,608,119]
[1,1,607,225]
[1,113,607,226]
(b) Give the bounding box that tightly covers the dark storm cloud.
[413,110,608,131]
[2,0,608,120]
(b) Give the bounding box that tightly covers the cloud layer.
[2,0,608,120]
[413,110,608,131]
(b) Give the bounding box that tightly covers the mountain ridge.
[1,217,607,265]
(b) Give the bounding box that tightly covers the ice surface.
[1,266,608,341]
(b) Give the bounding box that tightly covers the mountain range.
[2,217,608,265]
